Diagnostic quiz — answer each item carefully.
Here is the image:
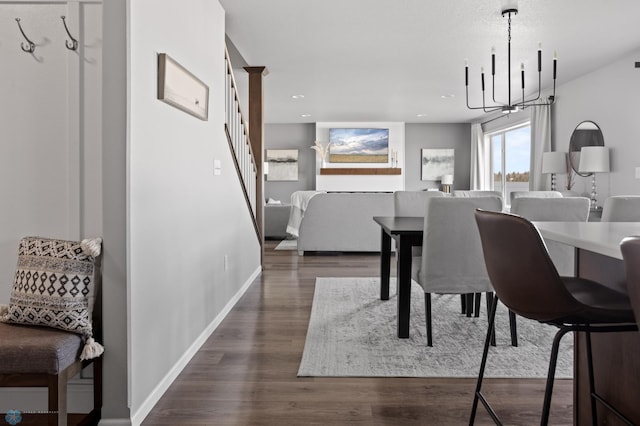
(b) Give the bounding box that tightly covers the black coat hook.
[15,18,35,53]
[61,16,78,51]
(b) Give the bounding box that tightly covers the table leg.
[380,229,391,300]
[397,236,412,338]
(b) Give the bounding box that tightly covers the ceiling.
[220,0,640,124]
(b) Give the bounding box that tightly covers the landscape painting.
[266,149,298,181]
[328,128,389,163]
[421,148,454,181]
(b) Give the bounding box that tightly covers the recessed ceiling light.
[301,113,311,118]
[291,94,305,99]
[441,94,455,99]
[416,113,428,117]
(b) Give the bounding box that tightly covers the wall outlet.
[636,167,640,179]
[224,255,228,271]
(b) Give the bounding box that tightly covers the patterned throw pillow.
[0,236,104,360]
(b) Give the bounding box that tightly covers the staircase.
[224,48,261,242]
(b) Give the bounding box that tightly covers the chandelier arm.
[515,73,557,107]
[465,87,504,111]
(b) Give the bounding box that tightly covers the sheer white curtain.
[529,105,551,190]
[470,123,491,190]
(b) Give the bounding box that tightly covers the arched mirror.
[569,121,605,177]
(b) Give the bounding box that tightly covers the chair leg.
[485,292,496,346]
[585,327,598,426]
[474,292,481,317]
[509,310,518,347]
[48,372,68,426]
[469,295,499,425]
[466,293,474,317]
[425,293,432,347]
[541,326,572,426]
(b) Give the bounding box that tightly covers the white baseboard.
[129,266,261,426]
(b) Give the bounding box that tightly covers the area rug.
[297,277,573,378]
[275,239,297,251]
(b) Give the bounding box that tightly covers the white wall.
[552,48,640,200]
[0,0,104,412]
[127,1,261,424]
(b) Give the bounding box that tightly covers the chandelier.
[465,7,557,113]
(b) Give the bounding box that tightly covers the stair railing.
[224,47,260,240]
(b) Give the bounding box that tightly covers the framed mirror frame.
[569,121,605,177]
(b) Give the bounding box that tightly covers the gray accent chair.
[511,197,590,276]
[264,204,291,239]
[509,190,562,204]
[601,196,640,222]
[410,196,513,346]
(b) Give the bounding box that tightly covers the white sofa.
[297,192,394,254]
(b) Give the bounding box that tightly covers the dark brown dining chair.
[471,210,637,426]
[621,236,640,330]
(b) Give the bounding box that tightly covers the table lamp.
[441,174,454,194]
[578,146,609,210]
[542,152,567,191]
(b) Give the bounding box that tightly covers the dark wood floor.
[142,241,572,425]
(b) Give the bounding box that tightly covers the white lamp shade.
[541,151,567,174]
[578,146,610,173]
[441,174,454,185]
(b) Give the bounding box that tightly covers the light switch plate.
[636,167,640,179]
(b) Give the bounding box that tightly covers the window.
[489,123,531,204]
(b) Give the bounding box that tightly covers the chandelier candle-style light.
[465,7,557,113]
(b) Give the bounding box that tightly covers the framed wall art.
[266,149,299,181]
[421,148,454,181]
[328,128,389,163]
[157,53,209,120]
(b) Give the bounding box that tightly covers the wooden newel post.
[244,66,267,265]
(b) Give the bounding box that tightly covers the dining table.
[373,216,423,338]
[534,221,640,425]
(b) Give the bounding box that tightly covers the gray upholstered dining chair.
[509,190,562,204]
[452,190,502,199]
[393,190,445,217]
[393,190,445,257]
[410,196,515,346]
[511,197,590,276]
[601,196,640,222]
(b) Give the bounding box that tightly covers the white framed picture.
[421,148,454,181]
[157,53,209,120]
[266,149,298,181]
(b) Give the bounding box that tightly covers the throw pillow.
[0,236,104,360]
